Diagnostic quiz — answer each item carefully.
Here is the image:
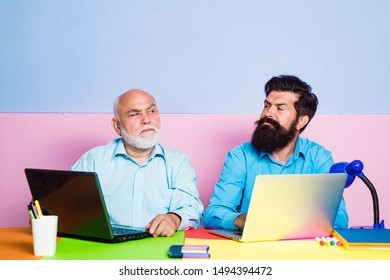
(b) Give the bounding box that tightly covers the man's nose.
[265,106,276,119]
[140,111,151,124]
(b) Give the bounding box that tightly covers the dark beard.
[251,117,298,153]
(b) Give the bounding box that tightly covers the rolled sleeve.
[167,154,204,229]
[204,147,247,229]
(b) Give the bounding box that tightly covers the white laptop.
[209,173,347,242]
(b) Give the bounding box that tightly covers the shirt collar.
[113,138,165,160]
[151,143,165,158]
[292,136,305,160]
[113,138,127,157]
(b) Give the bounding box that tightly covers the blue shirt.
[71,138,204,230]
[203,137,348,229]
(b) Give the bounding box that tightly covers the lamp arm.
[360,174,380,226]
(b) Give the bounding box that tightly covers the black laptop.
[24,168,152,243]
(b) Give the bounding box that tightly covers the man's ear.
[296,115,309,131]
[111,118,122,136]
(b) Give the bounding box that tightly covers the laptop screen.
[242,173,347,242]
[25,168,114,240]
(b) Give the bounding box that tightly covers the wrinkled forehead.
[116,90,157,112]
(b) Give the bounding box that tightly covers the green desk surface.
[44,230,184,260]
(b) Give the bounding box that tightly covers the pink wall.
[0,113,389,228]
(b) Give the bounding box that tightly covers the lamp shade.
[329,159,384,228]
[329,160,364,188]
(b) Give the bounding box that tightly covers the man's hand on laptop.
[146,213,181,237]
[234,213,247,229]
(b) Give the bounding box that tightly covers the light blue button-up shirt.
[71,138,203,230]
[204,137,348,229]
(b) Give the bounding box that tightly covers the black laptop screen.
[25,168,113,240]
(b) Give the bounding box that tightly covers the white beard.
[121,125,160,150]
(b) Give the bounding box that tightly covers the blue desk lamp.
[330,160,385,229]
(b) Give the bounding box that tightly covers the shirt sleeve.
[333,196,349,228]
[168,155,204,230]
[316,148,349,228]
[204,147,247,229]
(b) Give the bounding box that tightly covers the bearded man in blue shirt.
[71,89,203,237]
[204,75,348,230]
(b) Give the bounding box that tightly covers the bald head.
[113,89,156,120]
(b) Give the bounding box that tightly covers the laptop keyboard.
[112,227,141,235]
[112,226,153,242]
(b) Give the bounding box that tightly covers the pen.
[34,200,43,218]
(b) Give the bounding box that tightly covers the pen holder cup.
[31,215,58,256]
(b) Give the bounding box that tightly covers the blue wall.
[1,0,389,114]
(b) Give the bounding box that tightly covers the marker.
[331,237,342,246]
[170,245,209,251]
[315,237,325,246]
[169,245,209,254]
[28,209,36,219]
[34,200,43,218]
[168,244,210,258]
[27,204,36,219]
[169,252,210,258]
